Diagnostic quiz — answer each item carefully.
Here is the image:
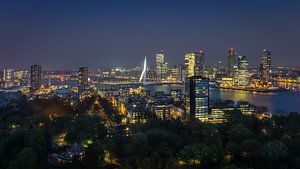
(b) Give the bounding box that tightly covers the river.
[146,82,300,114]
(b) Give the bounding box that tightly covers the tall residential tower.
[259,49,272,82]
[78,67,89,91]
[30,65,42,91]
[227,48,237,78]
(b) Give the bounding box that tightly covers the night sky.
[1,0,300,70]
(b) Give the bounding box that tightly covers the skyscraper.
[189,76,209,120]
[30,65,41,91]
[3,69,13,81]
[259,49,272,82]
[227,48,237,78]
[184,51,204,78]
[3,68,14,88]
[156,52,168,81]
[170,65,180,81]
[78,67,89,90]
[236,55,249,86]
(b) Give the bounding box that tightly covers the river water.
[146,82,300,114]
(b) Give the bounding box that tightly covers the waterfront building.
[236,55,249,86]
[189,76,209,120]
[156,52,168,81]
[227,48,237,78]
[30,65,42,91]
[184,51,204,78]
[259,49,272,82]
[209,108,229,123]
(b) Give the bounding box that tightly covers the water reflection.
[146,83,300,114]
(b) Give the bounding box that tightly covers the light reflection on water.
[146,83,300,114]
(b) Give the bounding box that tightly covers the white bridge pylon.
[139,56,147,83]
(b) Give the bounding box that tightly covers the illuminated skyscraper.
[3,69,13,81]
[156,52,168,81]
[227,48,237,78]
[3,68,14,88]
[170,65,180,81]
[237,55,249,86]
[184,51,204,78]
[189,76,209,120]
[259,49,272,82]
[78,67,89,90]
[30,65,41,91]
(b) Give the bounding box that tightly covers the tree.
[224,141,240,162]
[229,124,254,143]
[84,143,104,169]
[180,143,203,166]
[259,140,288,169]
[65,115,107,144]
[261,140,288,160]
[239,138,261,157]
[124,133,150,168]
[9,147,38,169]
[124,133,150,157]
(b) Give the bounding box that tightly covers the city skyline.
[0,48,295,71]
[1,0,300,69]
[1,2,300,169]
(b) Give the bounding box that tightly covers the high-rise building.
[30,65,42,91]
[259,49,271,82]
[189,76,209,120]
[184,51,204,78]
[170,65,180,81]
[227,48,237,78]
[156,52,168,81]
[78,67,89,90]
[3,69,14,88]
[3,69,13,81]
[14,70,28,80]
[236,55,249,86]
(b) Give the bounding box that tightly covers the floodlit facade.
[184,51,204,78]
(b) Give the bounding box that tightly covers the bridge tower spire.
[139,56,147,84]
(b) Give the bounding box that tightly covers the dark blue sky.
[0,0,300,70]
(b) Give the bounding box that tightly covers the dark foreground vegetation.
[0,96,300,169]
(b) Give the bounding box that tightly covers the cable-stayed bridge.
[96,57,183,86]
